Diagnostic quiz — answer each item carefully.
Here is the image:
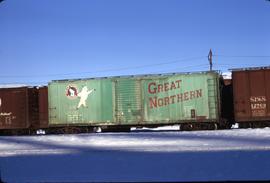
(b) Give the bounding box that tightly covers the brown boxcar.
[38,86,49,128]
[0,86,48,134]
[232,67,270,125]
[29,86,49,129]
[0,87,32,130]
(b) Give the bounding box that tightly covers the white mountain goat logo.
[66,85,95,109]
[77,86,95,109]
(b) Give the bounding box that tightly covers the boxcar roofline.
[50,70,221,83]
[229,66,270,71]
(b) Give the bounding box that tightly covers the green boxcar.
[48,71,221,127]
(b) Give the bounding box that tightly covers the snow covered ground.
[1,127,270,182]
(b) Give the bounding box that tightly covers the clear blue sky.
[0,0,269,85]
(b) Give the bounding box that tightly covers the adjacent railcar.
[231,67,270,128]
[48,71,226,131]
[32,86,49,129]
[0,87,31,132]
[0,86,48,135]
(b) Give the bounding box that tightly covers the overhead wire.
[0,56,207,78]
[0,64,210,85]
[212,54,270,69]
[213,55,270,58]
[1,54,269,84]
[149,64,209,74]
[1,54,268,79]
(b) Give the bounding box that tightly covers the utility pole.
[208,49,213,71]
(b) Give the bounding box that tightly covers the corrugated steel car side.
[141,72,221,124]
[38,87,49,128]
[48,79,114,126]
[29,87,49,129]
[113,72,221,125]
[27,87,39,128]
[0,87,30,129]
[48,71,221,127]
[232,68,270,122]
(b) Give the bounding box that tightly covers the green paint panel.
[141,72,220,124]
[49,79,114,125]
[114,79,142,123]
